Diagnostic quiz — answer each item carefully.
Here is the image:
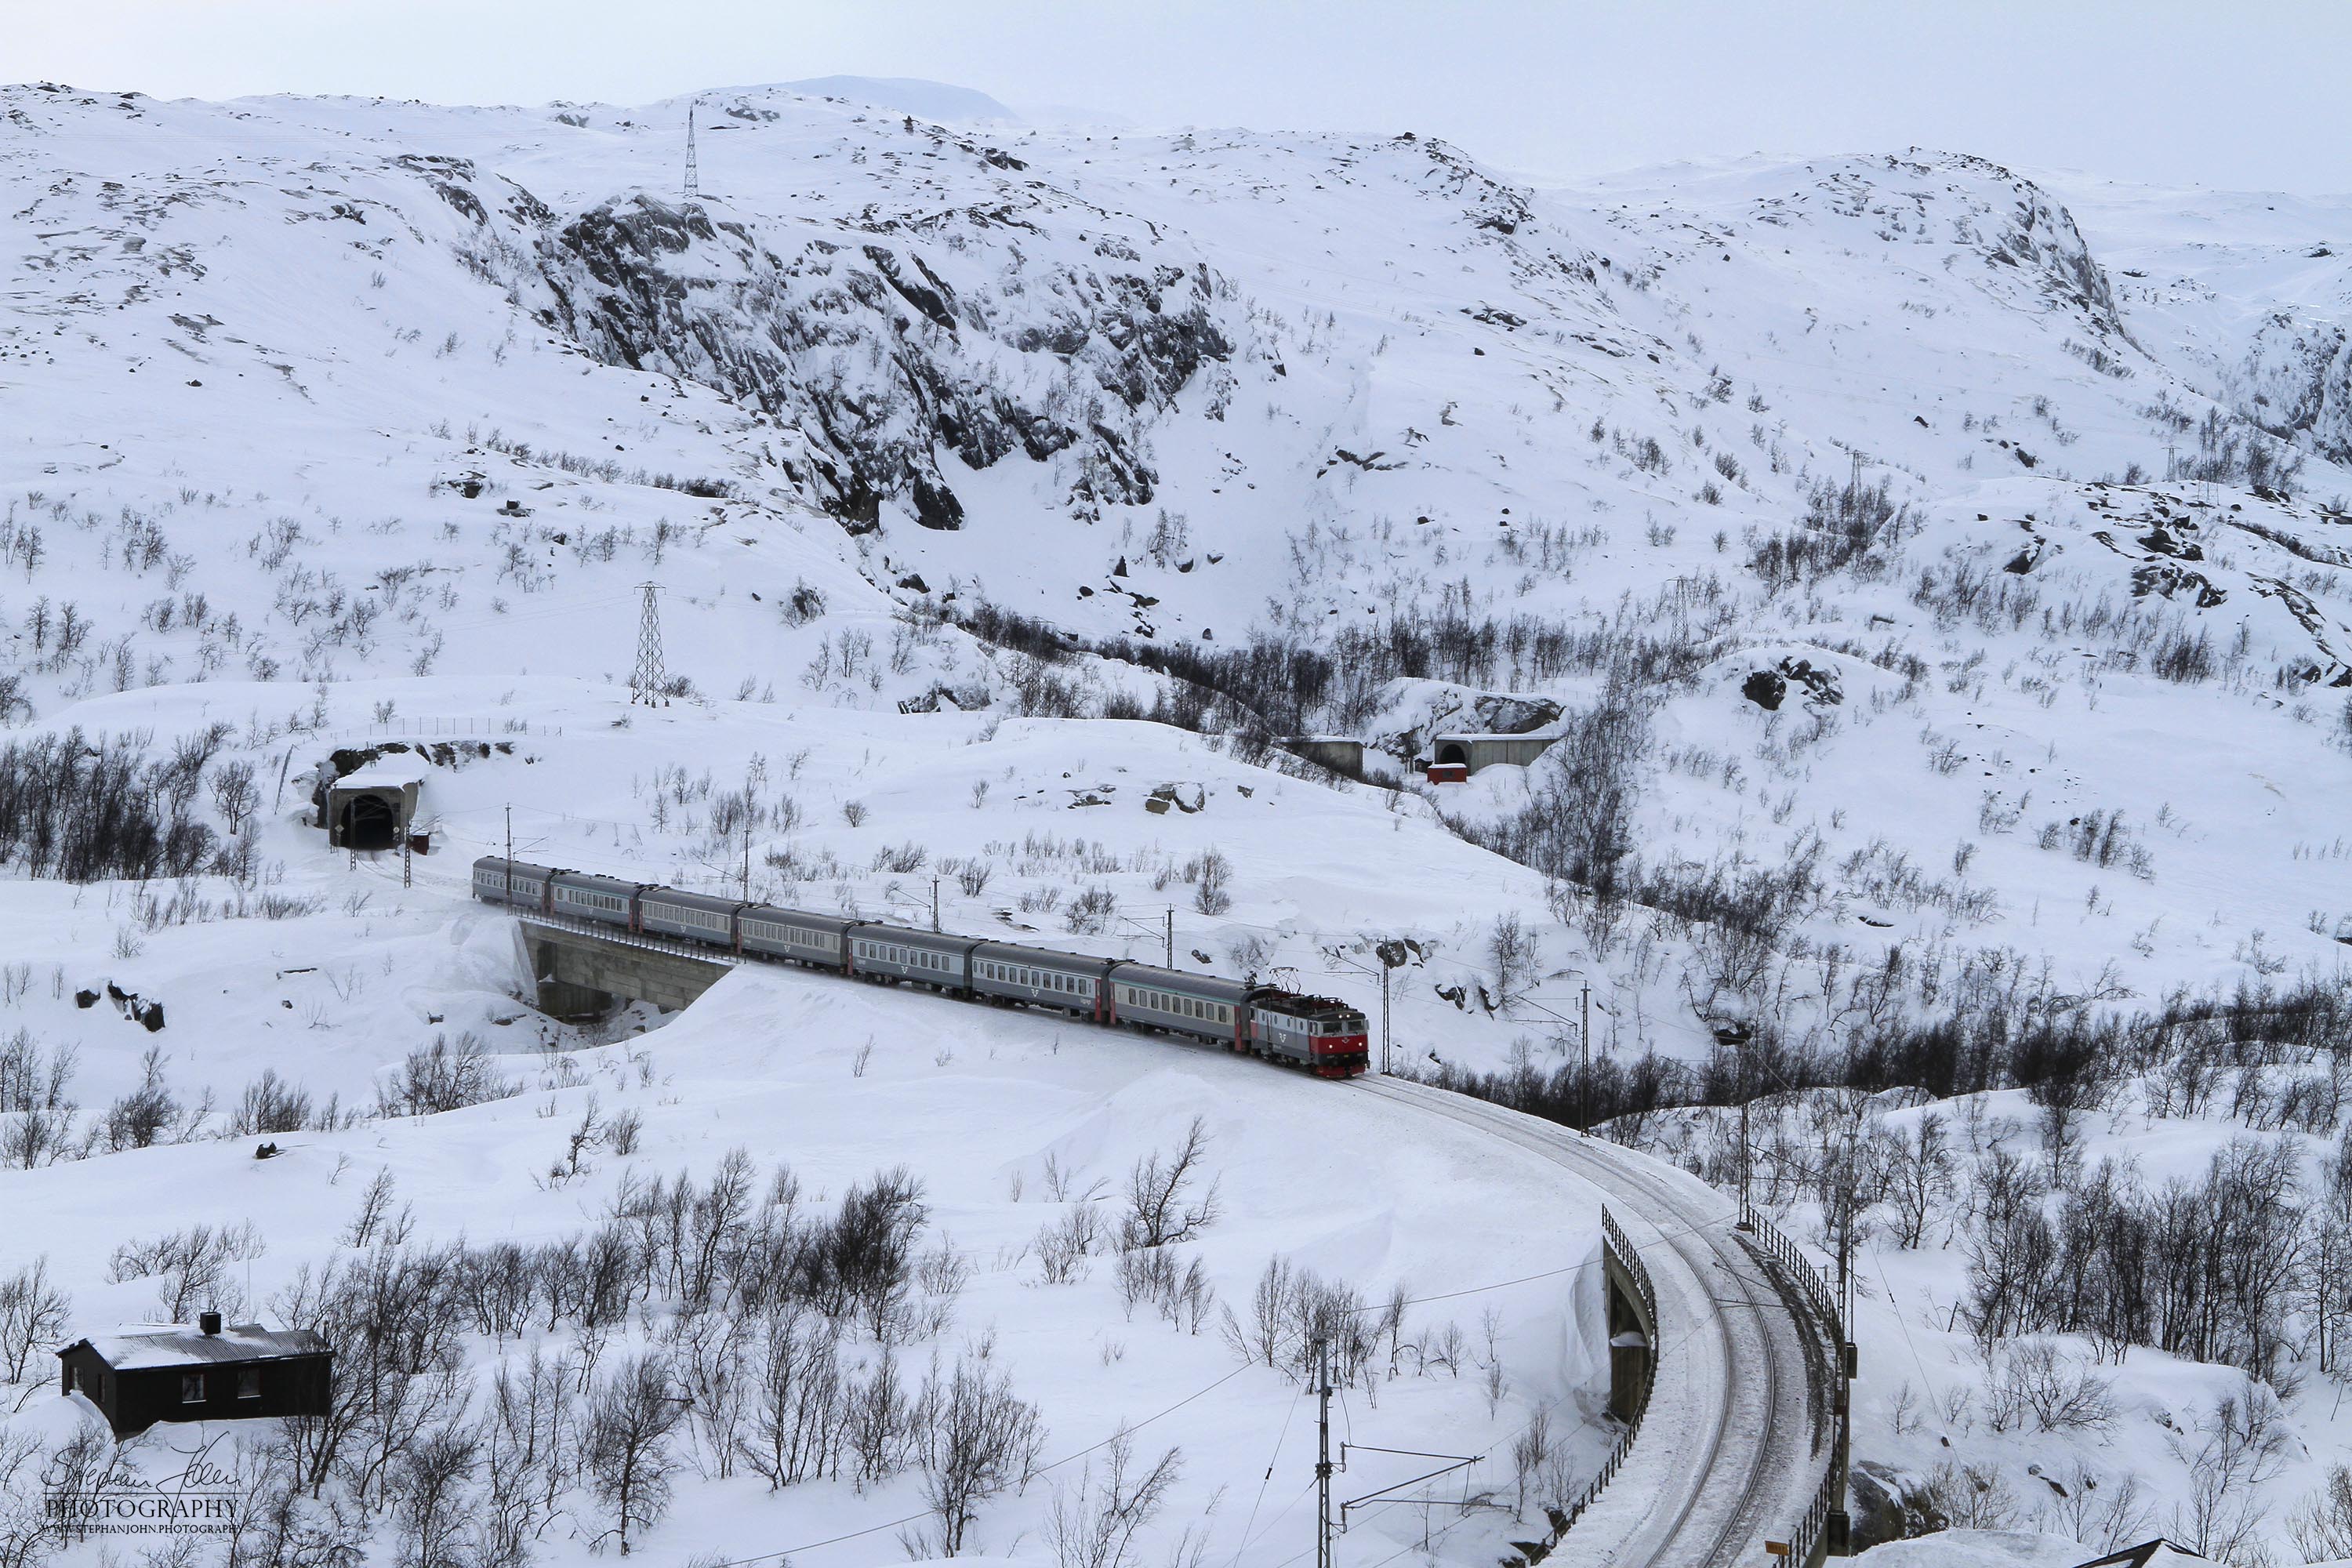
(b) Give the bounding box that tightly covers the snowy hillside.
[2,73,2351,1567]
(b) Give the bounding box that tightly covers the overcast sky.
[12,1,2346,194]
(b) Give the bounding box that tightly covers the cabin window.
[238,1369,260,1400]
[181,1373,205,1403]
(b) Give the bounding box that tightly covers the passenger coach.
[741,906,854,971]
[1111,963,1248,1047]
[972,942,1116,1022]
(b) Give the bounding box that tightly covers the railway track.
[385,854,1835,1562]
[1354,1078,1826,1568]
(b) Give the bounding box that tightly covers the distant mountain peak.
[775,76,1018,125]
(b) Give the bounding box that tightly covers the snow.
[776,77,1022,126]
[331,761,426,790]
[74,1323,327,1370]
[0,69,2348,1568]
[1853,1529,2094,1566]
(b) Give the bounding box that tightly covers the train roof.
[474,855,560,880]
[742,905,857,933]
[1109,962,1251,1000]
[1250,989,1364,1020]
[550,869,645,896]
[639,887,748,915]
[969,940,1118,971]
[848,921,979,950]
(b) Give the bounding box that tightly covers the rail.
[482,900,1849,1564]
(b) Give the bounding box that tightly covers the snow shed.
[325,761,424,851]
[1423,732,1560,780]
[1279,735,1366,775]
[56,1315,333,1436]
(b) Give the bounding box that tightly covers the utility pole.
[1501,985,1595,1131]
[1164,907,1174,968]
[1733,1034,1753,1224]
[1314,1339,1334,1568]
[402,822,413,889]
[931,877,940,933]
[683,100,699,204]
[1375,939,1407,1076]
[742,822,753,902]
[505,805,514,902]
[1580,979,1592,1135]
[630,583,667,706]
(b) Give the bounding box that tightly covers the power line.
[1229,1382,1308,1568]
[686,1360,1260,1568]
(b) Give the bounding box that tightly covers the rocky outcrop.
[528,188,1234,532]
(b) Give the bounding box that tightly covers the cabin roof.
[60,1323,331,1371]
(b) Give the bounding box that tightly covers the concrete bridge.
[518,918,736,1019]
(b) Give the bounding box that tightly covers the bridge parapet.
[1740,1202,1853,1566]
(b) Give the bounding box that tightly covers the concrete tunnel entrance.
[339,794,399,851]
[1435,741,1468,768]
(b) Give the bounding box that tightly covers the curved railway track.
[388,855,1835,1563]
[1354,1079,1827,1568]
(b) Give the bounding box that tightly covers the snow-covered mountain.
[3,76,2352,1567]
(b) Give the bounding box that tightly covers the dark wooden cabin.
[56,1313,333,1436]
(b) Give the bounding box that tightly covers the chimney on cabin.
[199,1312,221,1336]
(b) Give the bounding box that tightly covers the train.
[471,856,1372,1078]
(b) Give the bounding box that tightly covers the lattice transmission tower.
[683,100,699,203]
[630,583,668,706]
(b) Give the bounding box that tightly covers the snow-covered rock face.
[531,157,1235,532]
